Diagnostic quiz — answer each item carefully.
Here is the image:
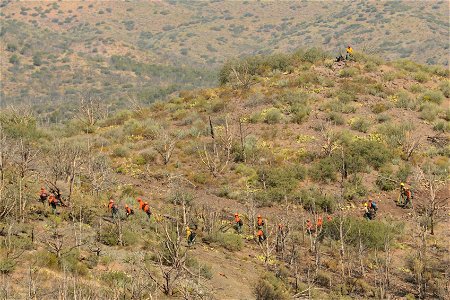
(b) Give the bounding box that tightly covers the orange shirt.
[317,217,323,227]
[257,218,263,226]
[138,200,144,210]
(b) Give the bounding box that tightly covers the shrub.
[433,120,450,133]
[409,84,425,94]
[265,108,282,124]
[419,102,440,122]
[344,175,367,200]
[296,186,335,213]
[395,91,416,109]
[376,122,414,147]
[341,138,393,172]
[337,92,356,103]
[371,102,390,114]
[9,54,19,65]
[322,216,400,250]
[420,90,444,105]
[202,232,243,251]
[339,67,359,78]
[326,112,345,125]
[254,273,289,300]
[439,81,450,98]
[290,104,310,124]
[309,157,337,183]
[350,118,371,133]
[0,258,15,274]
[376,166,396,191]
[413,72,429,83]
[112,146,129,158]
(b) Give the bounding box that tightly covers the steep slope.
[0,52,449,299]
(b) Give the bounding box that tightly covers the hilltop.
[0,49,449,299]
[1,0,449,114]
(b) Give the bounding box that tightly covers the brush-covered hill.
[0,50,449,299]
[1,0,449,115]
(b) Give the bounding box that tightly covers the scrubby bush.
[433,120,450,133]
[296,186,335,213]
[439,81,450,98]
[413,72,429,83]
[344,175,367,200]
[290,103,310,124]
[371,102,390,114]
[254,273,289,300]
[339,67,359,78]
[419,102,441,122]
[309,157,337,183]
[0,258,15,274]
[420,90,444,105]
[395,91,416,109]
[112,146,129,158]
[322,216,400,249]
[326,112,345,125]
[341,138,393,172]
[202,232,243,251]
[265,108,282,124]
[350,117,372,133]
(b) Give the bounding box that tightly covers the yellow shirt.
[347,47,353,54]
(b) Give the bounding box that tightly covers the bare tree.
[229,61,255,90]
[197,116,233,177]
[154,131,177,165]
[143,221,187,296]
[414,165,448,235]
[76,93,106,131]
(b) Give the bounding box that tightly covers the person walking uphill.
[346,45,353,60]
[234,213,243,234]
[48,193,58,214]
[39,187,48,204]
[143,202,152,218]
[137,197,145,211]
[125,204,134,217]
[108,199,118,218]
[256,215,266,243]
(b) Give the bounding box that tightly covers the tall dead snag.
[154,131,177,165]
[197,116,233,177]
[76,93,106,132]
[143,221,187,296]
[414,165,448,235]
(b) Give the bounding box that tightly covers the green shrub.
[344,175,367,200]
[420,90,444,105]
[413,72,429,83]
[419,102,441,122]
[0,258,15,274]
[316,270,331,287]
[290,104,310,124]
[112,146,129,158]
[376,122,414,147]
[61,250,88,276]
[98,225,119,246]
[337,92,356,103]
[433,120,450,133]
[35,250,58,269]
[296,186,335,213]
[376,166,396,191]
[339,67,359,78]
[341,138,393,172]
[309,157,337,183]
[350,118,371,133]
[254,273,289,300]
[202,232,243,251]
[409,84,425,94]
[371,102,390,114]
[322,216,400,249]
[101,271,130,286]
[395,91,416,109]
[326,112,345,125]
[265,108,283,124]
[439,81,450,98]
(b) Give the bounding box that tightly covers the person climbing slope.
[108,199,118,218]
[234,213,243,234]
[125,204,134,217]
[256,215,266,243]
[143,202,152,218]
[48,193,58,214]
[39,187,48,204]
[346,45,353,60]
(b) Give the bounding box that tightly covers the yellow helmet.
[400,183,405,186]
[364,203,368,207]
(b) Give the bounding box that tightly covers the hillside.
[0,50,449,299]
[1,0,449,114]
